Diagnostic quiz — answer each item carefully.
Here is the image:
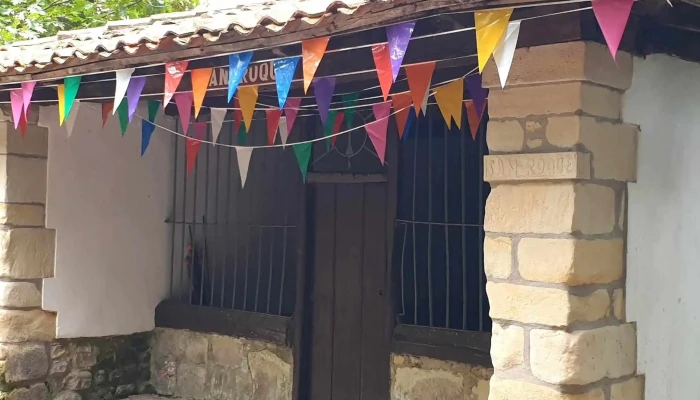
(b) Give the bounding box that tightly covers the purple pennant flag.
[386,21,416,82]
[127,76,147,122]
[466,75,489,116]
[313,77,336,126]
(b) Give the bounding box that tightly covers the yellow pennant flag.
[238,85,259,131]
[57,84,66,125]
[434,78,463,129]
[475,8,514,73]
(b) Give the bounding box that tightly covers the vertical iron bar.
[221,121,233,307]
[411,116,419,324]
[169,128,178,299]
[444,123,450,328]
[399,224,407,317]
[278,149,290,315]
[200,129,210,306]
[461,112,468,330]
[189,134,200,305]
[427,115,433,327]
[255,225,264,312]
[230,148,241,310]
[243,224,251,310]
[266,228,275,314]
[179,123,188,304]
[211,125,221,307]
[478,120,485,331]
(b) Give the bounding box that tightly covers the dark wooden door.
[304,181,391,400]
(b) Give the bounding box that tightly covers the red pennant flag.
[265,108,282,145]
[391,92,413,139]
[233,97,243,134]
[331,111,345,147]
[464,99,487,140]
[372,44,393,101]
[186,122,206,176]
[102,103,113,128]
[18,109,28,137]
[164,61,188,107]
[405,62,435,114]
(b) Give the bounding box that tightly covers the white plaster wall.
[40,103,175,338]
[624,54,700,400]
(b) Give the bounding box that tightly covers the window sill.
[392,324,492,367]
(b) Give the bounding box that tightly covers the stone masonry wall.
[150,328,292,400]
[481,42,644,399]
[390,354,492,400]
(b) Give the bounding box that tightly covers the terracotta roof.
[0,0,368,75]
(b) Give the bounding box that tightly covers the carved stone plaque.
[484,152,590,182]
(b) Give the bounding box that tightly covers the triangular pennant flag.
[391,92,413,139]
[313,77,336,126]
[57,84,66,125]
[238,85,258,131]
[403,108,416,141]
[464,99,487,140]
[141,120,156,156]
[493,21,521,88]
[64,76,82,122]
[233,97,243,134]
[593,0,634,60]
[148,99,160,122]
[386,21,416,81]
[474,9,513,73]
[18,110,28,137]
[421,83,430,115]
[466,75,489,116]
[265,108,282,145]
[164,61,188,107]
[342,93,359,127]
[210,108,227,143]
[191,68,213,119]
[235,147,254,188]
[284,97,302,133]
[21,81,36,117]
[114,68,134,113]
[228,52,253,102]
[434,78,464,129]
[10,89,23,129]
[405,62,435,114]
[372,44,393,101]
[117,101,129,135]
[279,116,290,146]
[293,142,312,182]
[186,122,207,176]
[274,57,300,109]
[65,101,81,137]
[302,37,330,93]
[126,76,147,122]
[174,92,194,134]
[331,111,345,147]
[367,102,392,165]
[323,110,338,149]
[237,124,248,146]
[102,103,113,128]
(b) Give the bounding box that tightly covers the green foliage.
[0,0,197,44]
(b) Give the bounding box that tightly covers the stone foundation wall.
[390,354,492,400]
[0,333,153,400]
[150,328,292,400]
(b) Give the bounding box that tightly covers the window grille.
[393,107,491,332]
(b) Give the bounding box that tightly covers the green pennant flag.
[64,76,82,121]
[293,142,312,182]
[117,101,129,135]
[323,110,338,150]
[237,124,248,146]
[342,93,359,127]
[148,100,160,122]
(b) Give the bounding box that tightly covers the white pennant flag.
[235,147,254,188]
[278,116,289,146]
[421,80,431,115]
[65,101,81,137]
[210,108,227,144]
[114,68,135,114]
[492,21,521,88]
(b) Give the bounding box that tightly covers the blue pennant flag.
[228,51,253,103]
[141,120,156,156]
[274,56,300,109]
[403,108,416,141]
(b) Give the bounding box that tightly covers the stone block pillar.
[482,42,643,399]
[0,107,56,398]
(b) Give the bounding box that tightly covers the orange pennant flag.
[464,99,487,140]
[191,68,213,119]
[391,92,413,139]
[405,62,435,114]
[331,111,345,147]
[434,79,464,129]
[102,103,113,128]
[302,37,330,94]
[372,44,393,101]
[266,108,282,145]
[238,85,259,131]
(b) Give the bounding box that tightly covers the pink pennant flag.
[10,89,23,129]
[173,92,194,134]
[284,97,302,134]
[21,81,36,116]
[367,102,392,165]
[593,0,634,60]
